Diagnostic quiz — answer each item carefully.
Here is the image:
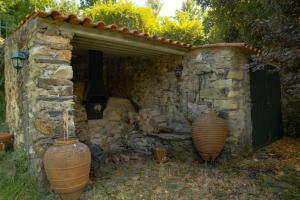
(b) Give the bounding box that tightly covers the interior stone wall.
[105,55,188,127]
[5,20,75,188]
[105,48,252,157]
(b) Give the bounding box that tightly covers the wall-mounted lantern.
[11,50,29,70]
[175,64,183,78]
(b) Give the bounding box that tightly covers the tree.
[160,0,205,45]
[146,0,164,16]
[80,0,116,8]
[196,0,300,71]
[84,0,159,34]
[52,0,79,15]
[160,12,205,45]
[0,0,80,27]
[182,0,201,20]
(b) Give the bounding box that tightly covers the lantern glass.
[11,50,29,70]
[11,57,20,70]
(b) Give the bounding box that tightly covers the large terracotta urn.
[192,111,228,161]
[44,138,91,200]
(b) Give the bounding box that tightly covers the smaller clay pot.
[153,147,167,163]
[0,133,13,151]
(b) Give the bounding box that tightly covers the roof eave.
[191,43,259,55]
[37,17,189,56]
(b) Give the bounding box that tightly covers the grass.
[81,137,300,200]
[82,161,296,200]
[281,170,300,200]
[0,137,299,200]
[0,121,8,132]
[0,150,54,200]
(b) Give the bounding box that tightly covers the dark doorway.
[250,66,283,150]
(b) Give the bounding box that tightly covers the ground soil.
[79,137,300,200]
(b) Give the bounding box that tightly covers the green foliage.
[160,12,205,45]
[0,0,80,26]
[84,0,205,44]
[159,0,205,45]
[0,122,8,132]
[84,0,160,34]
[80,0,116,8]
[198,0,300,95]
[281,170,300,200]
[52,0,79,15]
[0,150,52,200]
[0,0,56,24]
[182,0,202,20]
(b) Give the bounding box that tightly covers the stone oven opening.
[72,50,107,121]
[83,50,107,120]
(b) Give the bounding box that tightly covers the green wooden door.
[250,66,283,150]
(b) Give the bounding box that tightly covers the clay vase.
[153,147,167,163]
[0,133,13,151]
[43,138,91,200]
[192,112,228,161]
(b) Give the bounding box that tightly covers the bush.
[84,0,159,35]
[160,11,205,45]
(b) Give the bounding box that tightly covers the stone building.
[4,11,285,185]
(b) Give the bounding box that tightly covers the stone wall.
[183,48,252,155]
[5,19,75,187]
[104,48,252,157]
[5,19,38,148]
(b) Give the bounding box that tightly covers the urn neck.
[54,138,79,145]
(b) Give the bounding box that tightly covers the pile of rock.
[74,97,198,161]
[89,98,136,152]
[138,108,172,134]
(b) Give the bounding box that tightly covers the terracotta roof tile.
[15,10,191,49]
[191,43,260,54]
[13,10,258,53]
